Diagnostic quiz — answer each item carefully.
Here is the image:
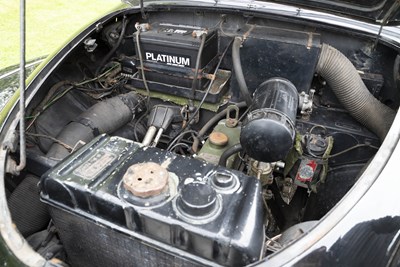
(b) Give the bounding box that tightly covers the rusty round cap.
[123,162,169,198]
[209,132,229,147]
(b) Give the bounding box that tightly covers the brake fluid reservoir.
[197,106,241,168]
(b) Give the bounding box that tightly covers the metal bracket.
[83,38,98,53]
[139,0,148,20]
[225,105,239,128]
[299,89,315,116]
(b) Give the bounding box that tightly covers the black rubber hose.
[47,92,144,159]
[232,37,252,107]
[218,143,242,167]
[95,16,128,76]
[316,44,396,142]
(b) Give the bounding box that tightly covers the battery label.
[145,51,191,67]
[159,28,190,35]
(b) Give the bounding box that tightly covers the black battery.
[133,23,218,89]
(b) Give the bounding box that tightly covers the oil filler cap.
[209,132,229,147]
[177,183,217,217]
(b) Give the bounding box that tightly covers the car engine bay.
[4,7,400,266]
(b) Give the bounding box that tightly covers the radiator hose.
[47,92,144,159]
[316,44,396,142]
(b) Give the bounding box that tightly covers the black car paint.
[295,216,400,266]
[267,0,400,25]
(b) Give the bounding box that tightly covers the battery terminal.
[192,29,208,38]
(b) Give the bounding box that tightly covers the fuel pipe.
[316,44,396,142]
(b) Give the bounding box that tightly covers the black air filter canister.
[240,78,298,162]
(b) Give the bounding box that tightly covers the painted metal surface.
[0,1,399,266]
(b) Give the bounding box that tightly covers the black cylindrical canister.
[240,78,298,162]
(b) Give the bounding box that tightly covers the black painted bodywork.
[267,0,400,25]
[1,3,400,267]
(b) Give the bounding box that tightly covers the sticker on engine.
[73,150,116,180]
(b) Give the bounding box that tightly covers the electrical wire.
[206,17,225,30]
[167,130,198,151]
[167,38,235,148]
[327,144,379,159]
[187,39,234,126]
[26,64,120,130]
[134,112,147,142]
[168,142,191,152]
[191,33,206,100]
[238,105,251,121]
[309,125,327,135]
[304,124,379,159]
[26,132,73,152]
[135,23,151,111]
[307,138,378,160]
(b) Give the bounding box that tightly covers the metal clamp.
[299,89,315,116]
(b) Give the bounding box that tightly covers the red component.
[296,159,318,182]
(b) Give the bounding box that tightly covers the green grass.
[0,0,122,69]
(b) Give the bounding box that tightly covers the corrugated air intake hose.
[316,44,396,142]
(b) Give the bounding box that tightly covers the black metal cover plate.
[40,135,264,266]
